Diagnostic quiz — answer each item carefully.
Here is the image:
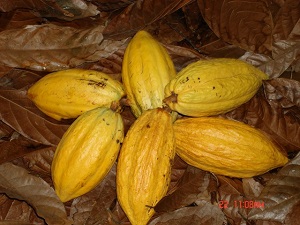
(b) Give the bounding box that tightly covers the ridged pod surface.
[173,117,288,178]
[121,30,177,117]
[164,58,269,117]
[27,69,125,120]
[51,107,124,202]
[117,108,175,225]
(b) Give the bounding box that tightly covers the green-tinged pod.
[164,58,269,117]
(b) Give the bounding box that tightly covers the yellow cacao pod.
[117,108,175,225]
[51,107,124,202]
[27,69,125,120]
[122,30,177,118]
[173,117,288,178]
[164,58,269,117]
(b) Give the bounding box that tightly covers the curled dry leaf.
[263,78,300,108]
[248,152,300,223]
[0,163,72,225]
[0,23,128,71]
[240,41,300,78]
[0,0,99,20]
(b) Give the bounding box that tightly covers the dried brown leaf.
[149,201,226,225]
[0,89,69,146]
[285,200,300,225]
[263,78,300,108]
[0,162,72,225]
[216,176,246,224]
[0,134,43,164]
[155,166,216,213]
[242,178,265,199]
[0,120,14,139]
[90,0,134,12]
[169,155,189,189]
[0,10,45,31]
[1,69,42,90]
[0,194,45,224]
[0,23,128,71]
[103,0,193,39]
[164,44,206,71]
[0,0,99,20]
[272,0,300,42]
[247,152,300,223]
[197,0,273,55]
[240,41,300,78]
[20,147,56,180]
[255,221,284,225]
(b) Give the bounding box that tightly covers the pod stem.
[110,101,123,113]
[163,92,178,104]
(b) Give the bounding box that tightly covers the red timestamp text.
[218,200,265,209]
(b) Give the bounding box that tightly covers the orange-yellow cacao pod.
[116,108,175,225]
[173,117,288,178]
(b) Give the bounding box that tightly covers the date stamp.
[218,200,265,209]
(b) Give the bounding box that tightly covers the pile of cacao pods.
[27,30,289,225]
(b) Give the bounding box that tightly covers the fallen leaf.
[240,41,300,78]
[0,162,72,225]
[272,0,300,42]
[247,152,300,223]
[149,200,226,225]
[0,89,69,146]
[0,0,99,20]
[103,0,193,39]
[155,166,216,213]
[0,23,128,71]
[0,194,45,224]
[215,176,246,224]
[0,134,43,164]
[197,0,273,55]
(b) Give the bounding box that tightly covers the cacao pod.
[122,30,177,118]
[117,108,175,225]
[164,58,269,117]
[51,107,124,202]
[27,68,125,120]
[173,117,288,178]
